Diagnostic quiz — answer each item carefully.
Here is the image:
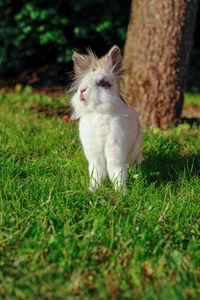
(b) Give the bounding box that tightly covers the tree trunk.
[124,0,198,127]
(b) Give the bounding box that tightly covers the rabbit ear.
[72,52,89,75]
[107,45,122,75]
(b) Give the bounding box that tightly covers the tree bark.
[124,0,198,127]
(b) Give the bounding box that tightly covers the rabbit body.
[70,45,142,192]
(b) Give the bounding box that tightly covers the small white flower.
[133,174,139,179]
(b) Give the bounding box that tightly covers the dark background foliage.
[0,0,130,77]
[0,0,199,89]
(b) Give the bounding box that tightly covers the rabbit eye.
[97,80,111,88]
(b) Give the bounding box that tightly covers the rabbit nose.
[80,88,87,94]
[80,88,87,102]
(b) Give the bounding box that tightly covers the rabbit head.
[70,45,126,119]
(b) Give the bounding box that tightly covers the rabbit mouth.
[80,95,87,103]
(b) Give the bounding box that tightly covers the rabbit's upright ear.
[72,52,89,75]
[107,45,123,75]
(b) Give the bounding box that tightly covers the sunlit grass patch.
[184,92,200,107]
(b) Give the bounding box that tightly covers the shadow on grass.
[141,151,200,185]
[180,117,200,127]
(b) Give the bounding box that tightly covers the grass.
[0,87,200,299]
[184,92,200,107]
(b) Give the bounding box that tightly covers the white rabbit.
[70,45,142,192]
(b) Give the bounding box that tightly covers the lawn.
[0,87,200,299]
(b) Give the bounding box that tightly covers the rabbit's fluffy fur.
[70,45,142,192]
